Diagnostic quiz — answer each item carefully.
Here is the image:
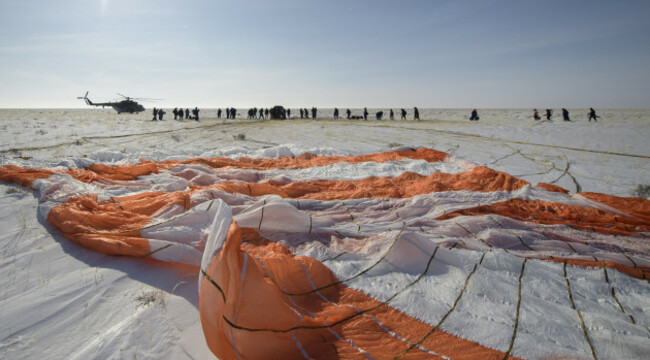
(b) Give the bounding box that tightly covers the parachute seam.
[278,230,405,296]
[222,242,442,350]
[563,260,598,360]
[258,199,266,229]
[395,251,488,359]
[601,263,638,327]
[503,258,527,360]
[200,268,227,302]
[141,243,174,258]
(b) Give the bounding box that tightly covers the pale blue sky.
[1,0,649,108]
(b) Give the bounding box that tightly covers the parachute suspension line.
[394,251,490,359]
[503,258,527,360]
[563,260,598,360]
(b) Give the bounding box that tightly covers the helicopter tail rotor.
[77,91,92,105]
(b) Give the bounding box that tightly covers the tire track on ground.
[0,119,265,155]
[366,123,650,159]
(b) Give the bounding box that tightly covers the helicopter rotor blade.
[116,93,162,101]
[131,97,163,101]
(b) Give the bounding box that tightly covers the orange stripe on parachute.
[0,148,448,187]
[204,166,530,200]
[200,224,519,360]
[158,147,449,171]
[0,165,54,187]
[46,191,190,257]
[435,198,650,236]
[541,258,649,281]
[579,192,650,223]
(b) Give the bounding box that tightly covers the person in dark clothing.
[413,107,420,121]
[158,108,165,121]
[376,111,383,120]
[259,108,264,119]
[299,109,304,118]
[533,109,540,120]
[400,108,407,120]
[152,108,158,121]
[217,109,222,118]
[346,109,351,119]
[363,107,368,121]
[311,107,317,119]
[304,108,309,119]
[562,108,571,121]
[588,108,599,122]
[389,109,394,120]
[333,108,339,119]
[546,109,553,121]
[287,109,291,118]
[469,109,479,121]
[193,107,200,121]
[265,108,270,119]
[185,108,190,120]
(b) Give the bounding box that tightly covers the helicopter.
[77,92,158,114]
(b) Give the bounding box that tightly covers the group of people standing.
[152,106,601,123]
[152,107,200,121]
[328,107,421,121]
[470,108,600,122]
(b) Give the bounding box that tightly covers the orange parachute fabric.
[0,148,448,188]
[159,147,449,171]
[435,198,650,237]
[205,166,530,200]
[200,222,519,360]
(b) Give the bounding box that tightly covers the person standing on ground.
[562,108,571,121]
[400,108,407,120]
[533,109,540,120]
[469,109,479,121]
[363,107,368,120]
[346,109,351,119]
[152,108,158,121]
[333,108,339,119]
[389,109,394,120]
[414,107,420,121]
[588,108,599,122]
[546,109,553,121]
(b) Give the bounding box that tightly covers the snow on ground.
[0,108,648,359]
